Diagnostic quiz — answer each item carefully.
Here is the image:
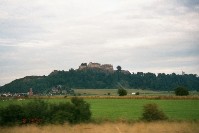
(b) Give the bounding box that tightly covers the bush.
[51,110,72,124]
[50,102,74,124]
[0,104,24,126]
[135,92,140,95]
[23,100,49,124]
[0,97,91,126]
[71,97,91,123]
[175,86,189,96]
[117,88,127,96]
[141,103,167,121]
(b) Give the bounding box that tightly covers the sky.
[0,0,199,86]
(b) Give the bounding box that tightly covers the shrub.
[23,100,49,123]
[0,97,91,126]
[135,92,140,95]
[0,104,24,126]
[49,97,91,124]
[117,88,127,96]
[141,103,167,121]
[71,97,92,123]
[50,102,74,124]
[175,86,189,96]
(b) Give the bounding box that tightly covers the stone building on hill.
[88,62,101,68]
[79,63,87,70]
[78,62,114,72]
[101,64,113,71]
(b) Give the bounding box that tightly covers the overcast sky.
[0,0,199,86]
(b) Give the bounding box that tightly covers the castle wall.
[101,64,113,71]
[79,62,114,72]
[88,62,101,68]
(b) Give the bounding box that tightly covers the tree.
[116,66,122,72]
[175,86,189,96]
[117,88,127,96]
[116,65,122,81]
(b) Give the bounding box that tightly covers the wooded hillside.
[0,68,199,93]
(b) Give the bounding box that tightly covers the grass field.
[88,99,199,121]
[0,98,199,121]
[74,89,199,96]
[1,93,199,133]
[1,122,199,133]
[74,89,172,96]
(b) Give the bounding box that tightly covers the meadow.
[74,89,199,96]
[1,97,199,121]
[1,89,199,133]
[87,99,199,121]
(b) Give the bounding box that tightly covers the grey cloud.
[0,0,199,85]
[175,0,199,8]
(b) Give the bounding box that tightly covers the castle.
[79,62,114,72]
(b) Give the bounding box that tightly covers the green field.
[74,89,172,96]
[87,99,199,121]
[0,98,199,121]
[74,89,199,96]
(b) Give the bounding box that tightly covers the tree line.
[0,68,199,93]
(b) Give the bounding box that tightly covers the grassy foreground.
[0,122,199,133]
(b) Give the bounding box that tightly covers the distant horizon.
[0,0,199,86]
[1,62,198,86]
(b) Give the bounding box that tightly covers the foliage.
[175,86,189,96]
[135,92,140,95]
[0,69,199,94]
[23,100,49,123]
[117,88,127,96]
[71,97,91,123]
[0,97,91,126]
[49,102,74,124]
[0,104,24,126]
[141,103,168,121]
[116,66,122,72]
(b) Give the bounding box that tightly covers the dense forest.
[0,68,199,94]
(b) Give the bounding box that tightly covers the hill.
[0,62,199,94]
